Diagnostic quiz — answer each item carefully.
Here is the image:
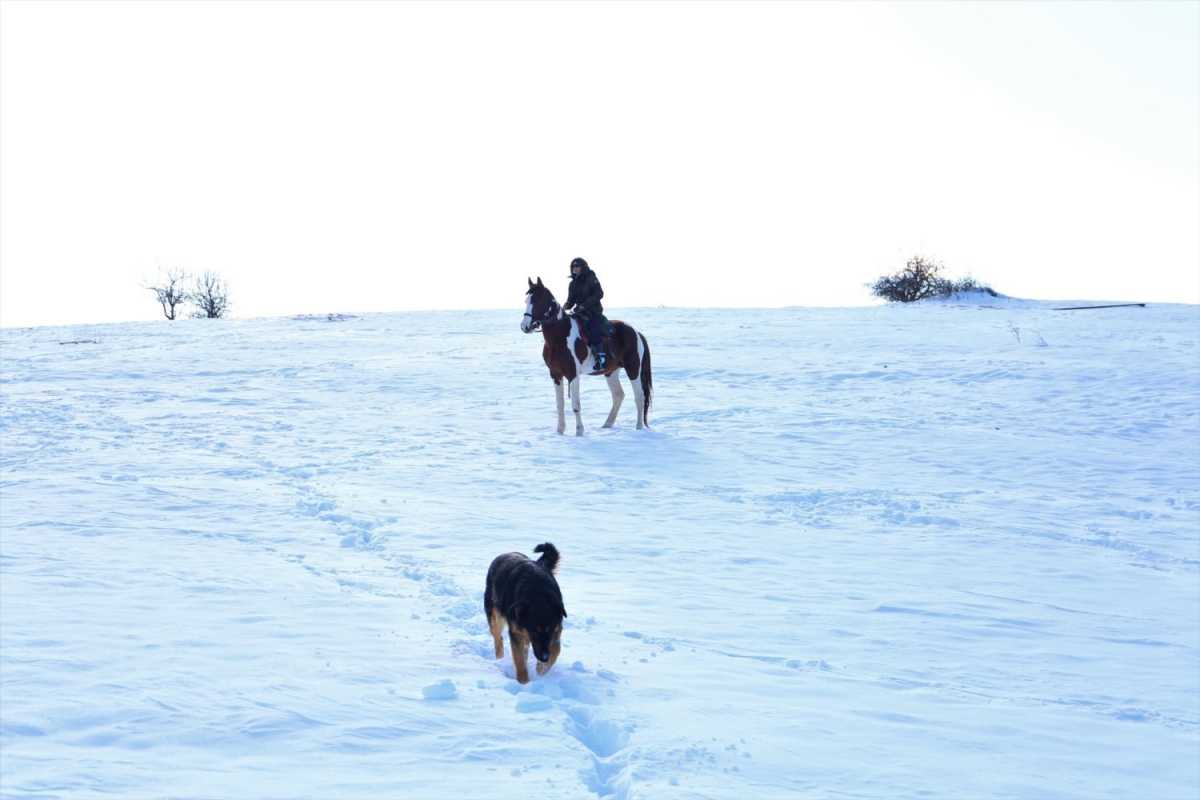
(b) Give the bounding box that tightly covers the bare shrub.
[949,276,997,297]
[872,257,995,302]
[871,257,951,302]
[191,272,230,319]
[145,268,191,320]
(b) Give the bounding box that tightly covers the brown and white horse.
[521,277,652,436]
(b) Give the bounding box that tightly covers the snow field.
[2,302,1198,799]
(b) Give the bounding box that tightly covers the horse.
[521,277,652,436]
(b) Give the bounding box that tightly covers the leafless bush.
[950,276,996,296]
[191,272,230,319]
[872,257,951,302]
[872,257,995,303]
[145,268,191,320]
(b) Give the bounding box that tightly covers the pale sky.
[2,0,1197,328]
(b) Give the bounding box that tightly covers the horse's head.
[522,277,559,333]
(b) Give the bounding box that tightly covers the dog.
[484,543,566,684]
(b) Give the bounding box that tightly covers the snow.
[421,679,458,701]
[2,302,1198,799]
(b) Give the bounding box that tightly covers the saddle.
[577,318,616,350]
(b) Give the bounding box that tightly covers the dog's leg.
[555,379,566,435]
[569,377,584,437]
[536,638,561,676]
[509,630,531,684]
[603,372,623,428]
[489,609,505,659]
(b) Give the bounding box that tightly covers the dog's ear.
[528,276,534,288]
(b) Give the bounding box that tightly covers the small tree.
[191,272,230,318]
[146,268,191,320]
[872,256,952,303]
[872,258,996,302]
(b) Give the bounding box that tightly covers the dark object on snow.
[1052,303,1147,311]
[484,543,567,684]
[58,339,99,345]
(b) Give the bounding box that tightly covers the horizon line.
[3,295,1187,332]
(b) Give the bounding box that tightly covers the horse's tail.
[638,331,652,425]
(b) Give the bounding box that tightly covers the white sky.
[1,0,1197,328]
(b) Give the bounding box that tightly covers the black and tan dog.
[484,543,566,684]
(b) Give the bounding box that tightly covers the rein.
[524,300,561,332]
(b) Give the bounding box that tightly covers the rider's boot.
[590,346,608,374]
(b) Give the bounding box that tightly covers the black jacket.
[565,267,604,316]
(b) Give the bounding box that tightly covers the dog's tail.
[534,542,560,573]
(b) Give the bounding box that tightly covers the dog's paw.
[536,661,553,676]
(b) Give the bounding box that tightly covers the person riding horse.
[563,257,611,373]
[522,274,653,434]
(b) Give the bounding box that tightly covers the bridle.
[523,298,560,332]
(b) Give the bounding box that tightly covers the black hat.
[570,257,588,271]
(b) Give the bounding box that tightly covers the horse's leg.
[630,369,646,430]
[554,378,566,435]
[569,377,584,436]
[603,372,624,428]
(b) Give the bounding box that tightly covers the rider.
[563,257,610,372]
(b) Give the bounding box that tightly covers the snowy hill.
[2,304,1198,799]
